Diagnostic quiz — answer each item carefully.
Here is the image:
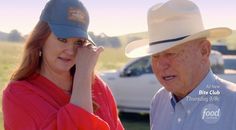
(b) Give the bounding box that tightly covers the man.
[125,0,236,130]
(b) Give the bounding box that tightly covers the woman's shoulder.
[3,80,35,96]
[94,74,107,87]
[93,74,111,93]
[5,80,28,89]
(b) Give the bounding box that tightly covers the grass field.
[0,41,24,129]
[0,41,149,130]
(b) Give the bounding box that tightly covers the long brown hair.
[11,21,91,81]
[11,21,51,80]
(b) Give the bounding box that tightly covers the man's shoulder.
[151,87,170,105]
[150,87,173,121]
[154,87,169,97]
[215,76,236,92]
[213,76,236,102]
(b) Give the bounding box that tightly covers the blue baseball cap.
[40,0,95,45]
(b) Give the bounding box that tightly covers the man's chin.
[163,84,179,93]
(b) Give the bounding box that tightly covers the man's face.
[151,39,209,97]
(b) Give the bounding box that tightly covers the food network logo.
[201,104,221,124]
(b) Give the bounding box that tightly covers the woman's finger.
[96,46,104,54]
[86,44,96,48]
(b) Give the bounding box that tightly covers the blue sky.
[1,0,236,36]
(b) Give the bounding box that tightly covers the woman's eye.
[74,40,85,46]
[57,38,67,43]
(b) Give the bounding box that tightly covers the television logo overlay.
[201,104,221,124]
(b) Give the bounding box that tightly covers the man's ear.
[200,39,211,58]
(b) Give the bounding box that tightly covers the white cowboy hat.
[125,0,232,58]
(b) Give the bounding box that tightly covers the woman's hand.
[75,44,104,75]
[70,43,103,113]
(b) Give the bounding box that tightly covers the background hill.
[0,31,8,41]
[118,32,148,46]
[1,29,235,49]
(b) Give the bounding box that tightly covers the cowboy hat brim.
[125,27,232,58]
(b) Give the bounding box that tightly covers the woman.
[2,0,124,129]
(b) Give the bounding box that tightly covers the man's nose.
[156,55,170,70]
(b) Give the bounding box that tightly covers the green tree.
[7,29,23,42]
